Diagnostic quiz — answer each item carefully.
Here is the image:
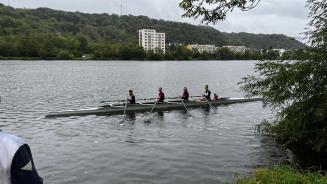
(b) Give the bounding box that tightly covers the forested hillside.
[0,3,304,49]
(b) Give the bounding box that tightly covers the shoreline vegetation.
[0,45,304,61]
[235,166,327,184]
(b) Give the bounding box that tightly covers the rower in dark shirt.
[203,84,211,101]
[181,87,189,101]
[157,87,165,103]
[127,90,136,104]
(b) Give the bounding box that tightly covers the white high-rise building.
[139,29,166,53]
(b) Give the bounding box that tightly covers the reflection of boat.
[45,97,262,118]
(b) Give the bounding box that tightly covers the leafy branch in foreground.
[239,0,327,155]
[239,53,327,153]
[179,0,261,23]
[178,0,327,165]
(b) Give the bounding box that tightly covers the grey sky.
[1,0,309,37]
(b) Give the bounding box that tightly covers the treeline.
[0,3,305,53]
[155,45,301,61]
[0,34,87,59]
[0,33,301,60]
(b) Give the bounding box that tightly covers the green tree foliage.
[91,43,146,60]
[57,50,74,60]
[179,0,261,23]
[180,0,327,160]
[238,0,327,157]
[174,45,193,60]
[236,166,327,184]
[223,32,303,51]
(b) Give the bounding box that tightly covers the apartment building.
[222,45,247,53]
[187,44,217,53]
[139,29,166,53]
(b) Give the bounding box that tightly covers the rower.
[181,87,189,101]
[202,84,211,101]
[213,93,219,101]
[0,129,43,184]
[127,90,136,104]
[157,87,165,103]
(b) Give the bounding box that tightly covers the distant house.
[187,44,217,53]
[222,45,247,53]
[139,29,166,53]
[272,49,287,56]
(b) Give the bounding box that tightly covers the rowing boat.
[45,97,262,118]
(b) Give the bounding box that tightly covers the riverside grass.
[236,166,327,184]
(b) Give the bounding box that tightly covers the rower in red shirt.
[157,87,165,103]
[213,93,219,101]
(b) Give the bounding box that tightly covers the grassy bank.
[236,166,327,184]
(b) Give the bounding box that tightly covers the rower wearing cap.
[202,84,211,101]
[157,87,165,103]
[127,90,136,104]
[181,87,189,101]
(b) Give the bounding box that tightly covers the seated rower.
[181,87,189,101]
[127,90,136,104]
[157,87,165,103]
[213,93,219,101]
[202,84,211,101]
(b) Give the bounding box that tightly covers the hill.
[0,3,304,50]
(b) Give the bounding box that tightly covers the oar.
[101,99,126,103]
[144,101,158,122]
[180,98,190,114]
[204,97,213,109]
[150,101,158,113]
[190,95,202,98]
[123,99,128,115]
[118,99,129,126]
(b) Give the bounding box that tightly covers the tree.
[238,0,327,156]
[218,47,234,60]
[57,50,74,60]
[180,0,327,157]
[77,36,89,54]
[174,45,192,60]
[179,0,261,23]
[147,50,163,60]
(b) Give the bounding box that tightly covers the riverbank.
[236,166,327,184]
[0,57,258,61]
[0,44,301,61]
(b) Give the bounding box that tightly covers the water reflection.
[125,113,137,121]
[157,111,164,119]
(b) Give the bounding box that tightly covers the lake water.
[0,60,289,184]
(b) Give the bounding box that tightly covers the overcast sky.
[1,0,309,38]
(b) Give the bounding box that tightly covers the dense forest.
[0,3,305,60]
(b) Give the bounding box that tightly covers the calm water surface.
[0,60,289,184]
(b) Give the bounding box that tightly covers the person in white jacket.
[0,130,43,184]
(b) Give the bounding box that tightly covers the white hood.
[0,131,25,184]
